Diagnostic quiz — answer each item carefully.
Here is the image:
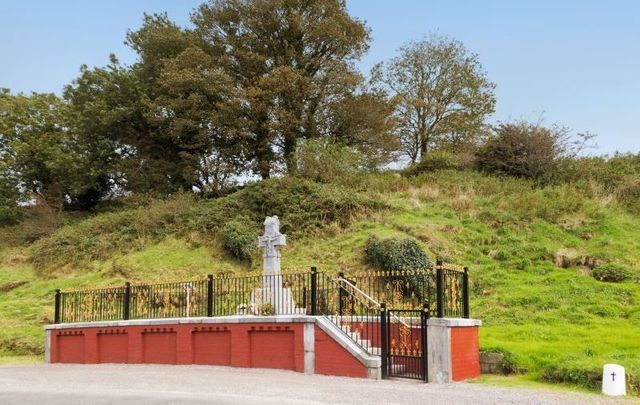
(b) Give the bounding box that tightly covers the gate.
[381,307,429,381]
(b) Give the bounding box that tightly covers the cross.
[611,371,616,382]
[258,216,286,259]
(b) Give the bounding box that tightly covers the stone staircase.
[327,315,382,355]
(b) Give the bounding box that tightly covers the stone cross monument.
[248,216,303,315]
[258,216,286,278]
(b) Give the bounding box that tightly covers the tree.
[374,35,496,163]
[0,89,102,214]
[65,14,239,195]
[322,89,399,170]
[192,0,371,177]
[0,158,22,224]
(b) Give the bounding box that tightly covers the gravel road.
[0,364,631,404]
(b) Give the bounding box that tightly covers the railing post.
[54,289,61,324]
[207,274,214,317]
[436,260,444,318]
[123,282,131,320]
[338,271,345,316]
[463,267,470,319]
[380,302,388,379]
[422,302,430,382]
[310,266,317,315]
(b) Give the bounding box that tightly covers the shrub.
[30,178,385,272]
[295,138,365,184]
[30,193,195,272]
[556,153,640,214]
[475,122,569,182]
[407,151,459,175]
[365,236,431,271]
[365,236,432,303]
[197,177,384,237]
[219,218,257,262]
[591,264,630,283]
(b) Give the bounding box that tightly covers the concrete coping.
[427,318,482,327]
[45,315,481,330]
[44,315,315,330]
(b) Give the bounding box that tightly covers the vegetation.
[365,236,431,271]
[219,218,258,262]
[2,169,640,394]
[1,0,639,396]
[373,35,496,162]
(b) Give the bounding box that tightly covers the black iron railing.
[435,261,469,318]
[316,273,383,355]
[53,263,469,324]
[343,269,436,313]
[129,279,209,319]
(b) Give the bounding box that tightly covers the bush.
[296,138,365,183]
[591,264,630,283]
[219,217,257,262]
[365,236,431,271]
[475,122,569,182]
[557,153,640,214]
[405,151,460,175]
[197,177,385,237]
[30,178,385,272]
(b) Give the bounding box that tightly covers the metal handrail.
[334,276,411,329]
[335,277,381,309]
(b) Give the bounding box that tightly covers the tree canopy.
[374,35,496,163]
[0,1,523,223]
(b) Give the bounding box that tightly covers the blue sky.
[1,0,638,154]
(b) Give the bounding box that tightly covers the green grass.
[469,374,597,395]
[1,171,639,394]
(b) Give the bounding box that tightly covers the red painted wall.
[50,319,479,381]
[143,330,177,364]
[450,326,480,381]
[97,331,128,363]
[250,330,295,370]
[57,332,85,363]
[192,330,231,366]
[314,326,368,378]
[50,323,304,374]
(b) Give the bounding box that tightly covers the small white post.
[602,364,626,396]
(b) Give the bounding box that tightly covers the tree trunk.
[283,134,298,175]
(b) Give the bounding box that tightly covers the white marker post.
[602,364,626,396]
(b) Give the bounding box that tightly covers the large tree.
[192,0,371,177]
[374,35,496,163]
[65,14,239,195]
[0,89,104,213]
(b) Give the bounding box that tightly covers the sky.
[1,0,638,155]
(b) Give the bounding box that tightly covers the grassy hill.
[1,171,639,392]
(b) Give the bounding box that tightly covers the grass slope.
[0,171,638,393]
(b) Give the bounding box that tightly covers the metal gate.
[381,307,428,381]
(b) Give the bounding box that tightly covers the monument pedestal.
[249,284,306,315]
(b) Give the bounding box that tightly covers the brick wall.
[450,326,480,381]
[314,326,368,378]
[50,323,305,372]
[49,320,367,378]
